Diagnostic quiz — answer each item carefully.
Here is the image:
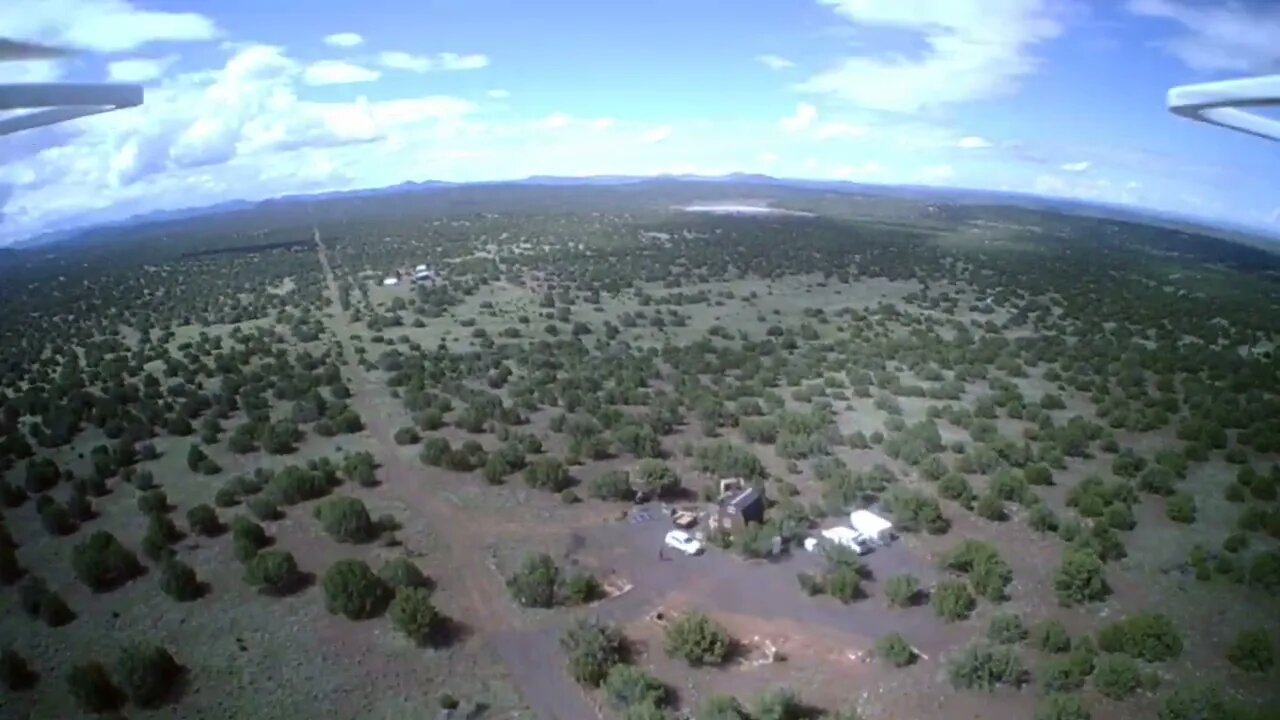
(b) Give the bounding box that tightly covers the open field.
[1,180,1278,720]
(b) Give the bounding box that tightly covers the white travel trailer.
[849,510,893,546]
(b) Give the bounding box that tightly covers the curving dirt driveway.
[314,228,602,720]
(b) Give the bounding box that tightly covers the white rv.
[819,526,872,555]
[849,510,894,546]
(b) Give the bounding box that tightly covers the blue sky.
[1,0,1278,244]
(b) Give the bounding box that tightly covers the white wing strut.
[1167,75,1280,142]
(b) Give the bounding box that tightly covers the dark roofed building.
[715,486,765,531]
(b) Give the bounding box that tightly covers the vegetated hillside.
[0,186,1278,720]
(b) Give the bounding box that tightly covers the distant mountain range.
[10,173,1278,251]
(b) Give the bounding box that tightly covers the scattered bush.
[665,612,732,667]
[1034,694,1091,720]
[603,664,668,710]
[185,504,221,536]
[1226,628,1273,673]
[932,580,976,622]
[393,426,420,446]
[379,557,430,590]
[230,516,269,562]
[988,613,1028,644]
[1054,548,1109,606]
[589,470,635,501]
[949,642,1027,691]
[159,559,202,601]
[72,530,143,592]
[561,617,627,687]
[525,457,571,492]
[1031,620,1072,654]
[825,565,864,603]
[17,576,75,627]
[66,661,123,714]
[883,574,920,608]
[750,687,806,720]
[243,550,303,596]
[0,648,37,691]
[506,553,559,608]
[313,496,377,543]
[561,571,603,605]
[876,633,915,667]
[1165,493,1196,523]
[114,642,182,708]
[389,587,444,646]
[1092,653,1141,700]
[136,489,169,516]
[322,559,391,619]
[1096,613,1182,662]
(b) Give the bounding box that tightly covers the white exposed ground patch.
[676,204,815,217]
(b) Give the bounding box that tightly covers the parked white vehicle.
[664,530,704,556]
[849,510,894,546]
[819,526,872,555]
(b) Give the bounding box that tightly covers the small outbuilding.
[714,486,765,532]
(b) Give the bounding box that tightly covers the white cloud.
[1127,0,1280,73]
[832,161,883,178]
[918,164,956,183]
[758,151,779,164]
[377,51,491,73]
[323,32,364,48]
[303,60,381,86]
[107,55,178,83]
[957,135,992,149]
[593,118,616,130]
[814,122,869,140]
[487,88,511,99]
[781,102,818,133]
[642,126,673,144]
[1,0,219,52]
[796,0,1067,113]
[1060,160,1091,172]
[756,54,796,70]
[437,52,489,71]
[0,60,65,83]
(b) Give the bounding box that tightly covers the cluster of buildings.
[381,263,441,287]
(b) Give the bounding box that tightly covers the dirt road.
[313,228,602,720]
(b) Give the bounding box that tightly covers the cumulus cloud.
[781,102,818,132]
[323,32,364,48]
[796,0,1067,113]
[487,88,510,99]
[1127,0,1280,73]
[957,135,992,149]
[756,54,796,70]
[107,55,178,82]
[814,122,869,140]
[303,60,381,86]
[377,51,490,72]
[1,0,219,52]
[1060,160,1091,172]
[642,126,673,144]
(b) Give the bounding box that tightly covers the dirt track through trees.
[313,227,601,720]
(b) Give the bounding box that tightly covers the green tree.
[589,470,634,501]
[72,531,143,592]
[114,642,182,708]
[1035,694,1091,720]
[876,633,915,667]
[948,642,1027,691]
[665,612,732,667]
[635,459,680,499]
[697,695,748,720]
[1054,548,1109,606]
[1092,653,1141,700]
[506,553,559,608]
[322,559,391,619]
[243,550,303,596]
[379,557,429,590]
[159,559,202,601]
[1096,613,1182,662]
[932,580,976,622]
[66,661,123,714]
[1165,493,1196,523]
[1226,628,1273,673]
[988,613,1027,644]
[525,457,571,492]
[561,617,626,687]
[1031,620,1072,654]
[883,574,920,608]
[313,496,377,543]
[0,648,37,691]
[389,587,444,646]
[603,664,667,710]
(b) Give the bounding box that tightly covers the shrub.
[142,514,182,562]
[419,436,451,466]
[230,516,269,562]
[1035,694,1091,720]
[1096,613,1182,662]
[561,617,627,687]
[1226,628,1273,673]
[185,504,221,536]
[635,460,680,499]
[796,572,824,596]
[1040,649,1096,692]
[1165,493,1196,523]
[379,557,429,590]
[825,565,863,603]
[247,495,282,521]
[525,457,571,492]
[38,499,78,536]
[945,539,1013,601]
[507,553,559,608]
[72,531,143,592]
[876,633,915,667]
[988,613,1028,644]
[114,642,182,708]
[0,545,23,585]
[322,559,391,619]
[1025,464,1054,486]
[1092,653,1141,700]
[975,492,1006,522]
[1031,620,1072,653]
[389,587,444,646]
[1054,548,1109,606]
[393,426,420,446]
[698,695,749,720]
[159,559,202,601]
[136,489,169,516]
[603,664,667,710]
[18,576,75,627]
[66,661,123,714]
[560,571,603,605]
[932,580,976,622]
[948,643,1027,691]
[313,496,377,543]
[751,687,805,720]
[884,574,920,608]
[589,470,634,501]
[665,612,732,667]
[243,550,303,596]
[213,486,240,508]
[888,488,950,533]
[0,648,36,691]
[1029,504,1059,533]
